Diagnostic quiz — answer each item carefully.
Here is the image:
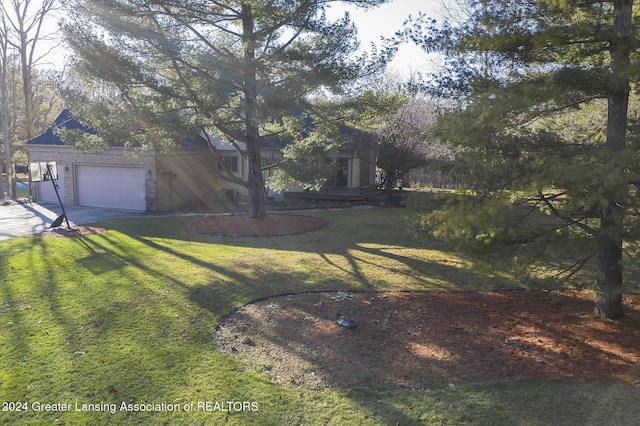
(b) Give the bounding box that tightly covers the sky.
[37,0,441,76]
[329,0,441,76]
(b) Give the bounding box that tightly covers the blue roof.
[26,109,95,146]
[26,109,209,148]
[26,109,372,149]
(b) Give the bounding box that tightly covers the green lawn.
[1,207,639,425]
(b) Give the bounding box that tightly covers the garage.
[37,165,65,204]
[76,165,146,211]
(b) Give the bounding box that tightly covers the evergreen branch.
[538,191,599,237]
[554,255,593,280]
[513,95,604,129]
[150,2,242,38]
[160,8,238,60]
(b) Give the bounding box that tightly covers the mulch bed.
[215,290,640,391]
[36,226,107,238]
[189,213,328,237]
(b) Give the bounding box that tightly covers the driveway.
[0,202,142,241]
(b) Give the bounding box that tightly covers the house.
[25,110,377,211]
[25,110,230,211]
[269,126,378,201]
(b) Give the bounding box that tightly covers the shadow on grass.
[61,220,434,425]
[88,208,640,424]
[1,235,195,398]
[8,205,622,424]
[76,209,554,423]
[106,209,520,292]
[347,377,640,425]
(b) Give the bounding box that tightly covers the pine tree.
[61,0,392,218]
[408,0,639,318]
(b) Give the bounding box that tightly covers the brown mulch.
[189,213,328,237]
[203,213,640,391]
[215,291,640,391]
[36,226,107,238]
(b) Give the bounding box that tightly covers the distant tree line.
[1,0,63,199]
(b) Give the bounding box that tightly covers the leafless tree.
[376,96,449,201]
[0,0,60,199]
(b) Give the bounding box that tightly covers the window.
[218,156,239,173]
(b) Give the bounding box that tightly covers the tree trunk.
[384,176,395,202]
[2,128,13,201]
[594,0,633,319]
[242,3,266,219]
[20,31,35,141]
[2,102,14,200]
[247,152,266,218]
[1,40,10,200]
[595,221,624,318]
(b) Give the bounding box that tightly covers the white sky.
[38,0,441,76]
[330,0,441,76]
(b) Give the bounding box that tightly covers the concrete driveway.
[0,202,142,241]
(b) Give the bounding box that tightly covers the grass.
[1,205,639,425]
[1,188,29,200]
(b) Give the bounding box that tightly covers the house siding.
[27,145,155,209]
[155,148,221,210]
[26,144,240,212]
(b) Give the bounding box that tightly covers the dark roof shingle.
[26,109,96,146]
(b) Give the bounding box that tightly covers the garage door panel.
[38,166,65,203]
[77,166,146,211]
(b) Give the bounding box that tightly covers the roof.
[26,109,211,149]
[26,109,374,150]
[26,109,96,146]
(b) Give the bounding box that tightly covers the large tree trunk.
[246,151,266,218]
[594,0,633,319]
[595,215,624,318]
[242,3,266,219]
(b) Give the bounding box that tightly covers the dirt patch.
[190,213,327,237]
[215,291,640,391]
[36,226,107,238]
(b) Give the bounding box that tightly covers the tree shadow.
[214,290,640,394]
[67,227,433,424]
[6,207,617,424]
[109,210,520,294]
[0,202,57,240]
[0,232,256,423]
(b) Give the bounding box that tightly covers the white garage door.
[38,165,65,204]
[77,165,146,211]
